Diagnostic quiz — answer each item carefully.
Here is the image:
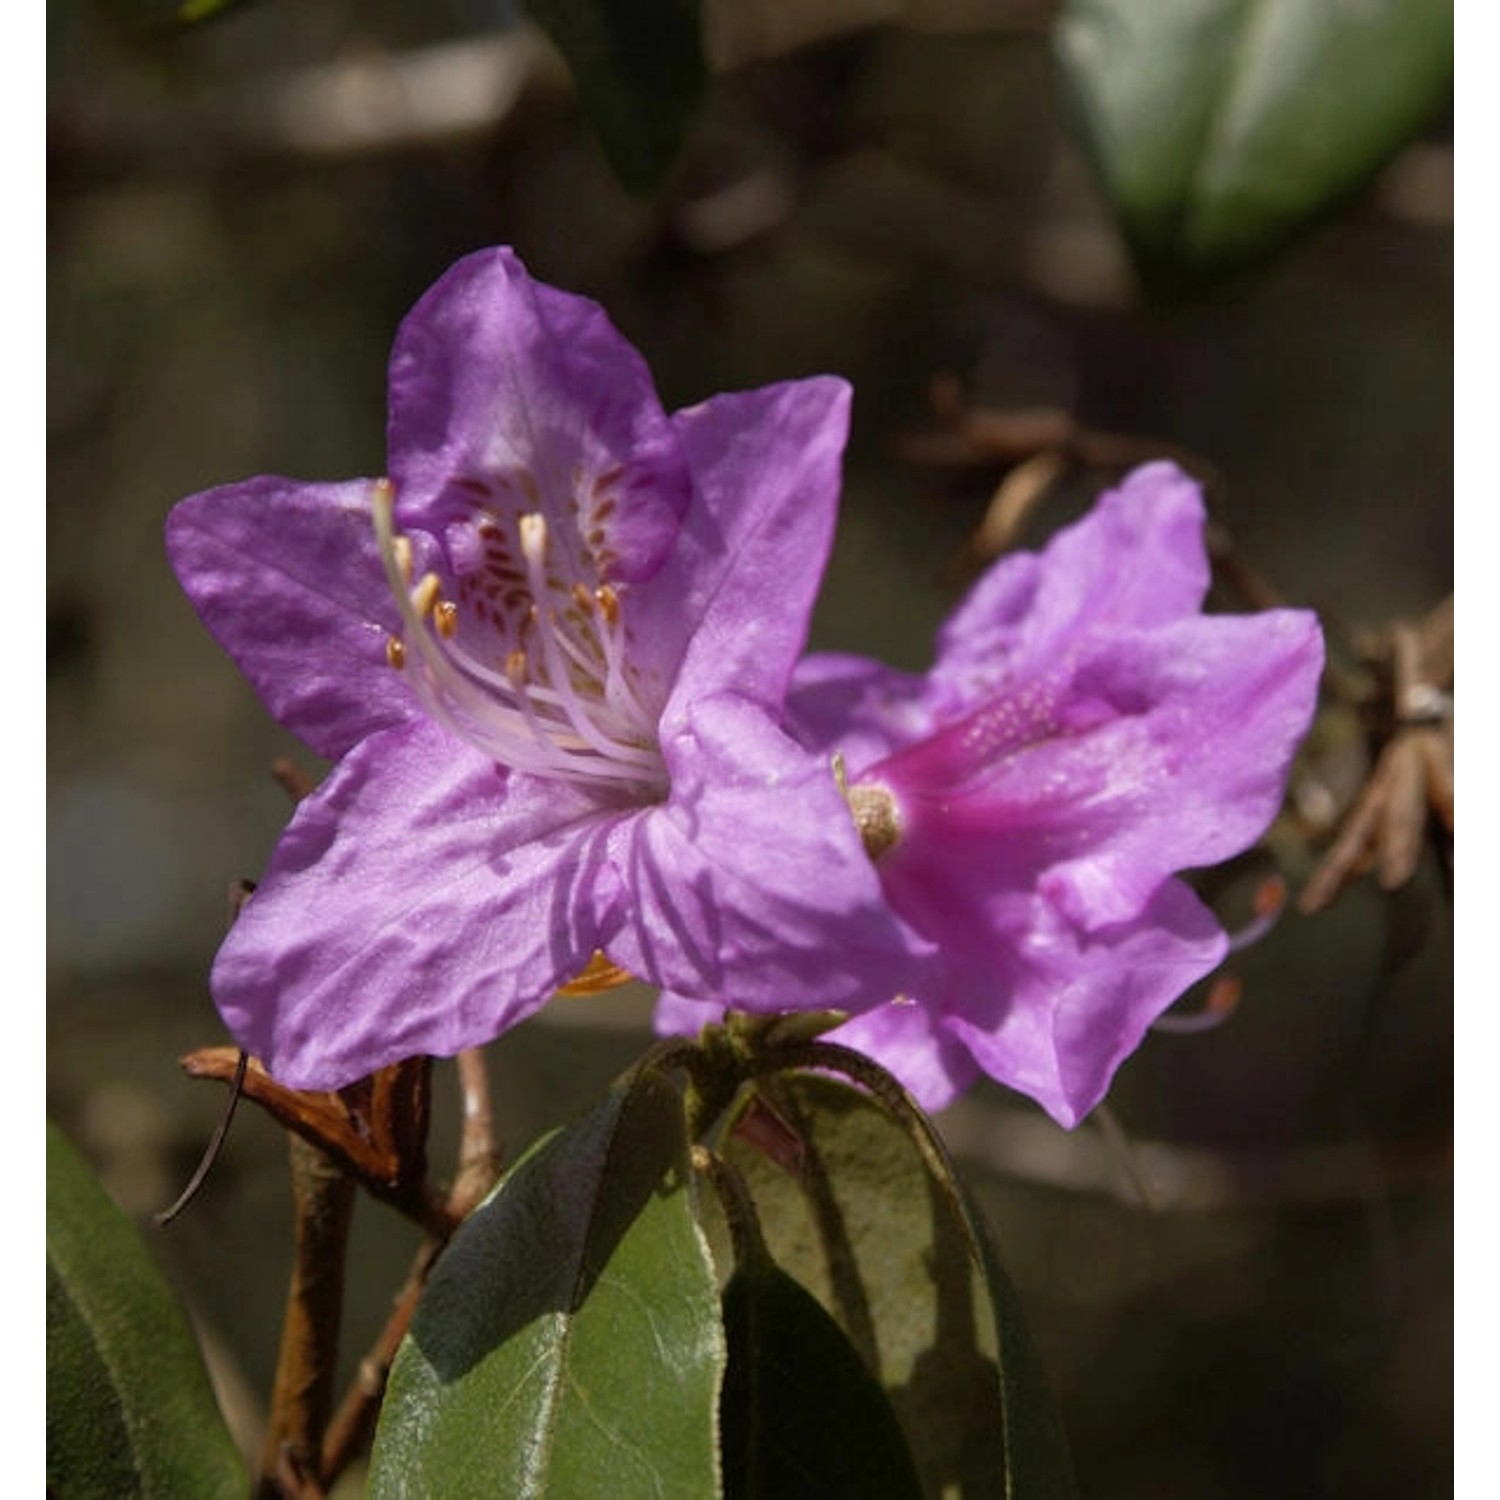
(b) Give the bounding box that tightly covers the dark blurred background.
[48,2,1452,1495]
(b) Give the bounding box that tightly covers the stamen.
[411,573,442,618]
[1151,975,1243,1034]
[519,512,548,565]
[370,483,666,794]
[1227,875,1286,955]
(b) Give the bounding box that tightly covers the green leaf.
[46,1121,246,1500]
[725,1074,1074,1499]
[1054,0,1453,290]
[524,0,705,192]
[720,1257,923,1500]
[370,1067,723,1499]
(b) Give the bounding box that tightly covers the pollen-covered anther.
[505,648,528,688]
[595,585,621,627]
[434,600,459,639]
[385,636,406,670]
[571,582,596,615]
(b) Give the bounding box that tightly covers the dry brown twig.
[1298,595,1453,913]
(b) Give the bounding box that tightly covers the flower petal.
[931,461,1211,707]
[166,476,427,760]
[651,992,723,1041]
[826,1002,980,1114]
[387,247,689,587]
[213,717,622,1088]
[787,652,935,776]
[606,692,929,1012]
[882,609,1322,931]
[634,378,853,722]
[940,878,1227,1128]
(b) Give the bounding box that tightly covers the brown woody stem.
[257,1135,356,1498]
[317,1050,506,1491]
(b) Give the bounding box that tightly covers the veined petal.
[166,476,427,760]
[637,378,853,723]
[606,692,929,1012]
[387,247,690,588]
[213,717,622,1089]
[932,461,1211,706]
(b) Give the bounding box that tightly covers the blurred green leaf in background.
[47,1120,246,1500]
[1055,0,1453,294]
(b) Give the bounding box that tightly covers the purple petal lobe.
[941,879,1227,1128]
[213,717,622,1089]
[166,476,427,760]
[387,247,690,588]
[606,692,928,1012]
[931,461,1211,708]
[636,378,853,718]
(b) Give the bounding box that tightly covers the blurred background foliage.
[49,1,1451,1494]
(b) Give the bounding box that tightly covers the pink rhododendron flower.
[659,464,1324,1127]
[167,247,920,1089]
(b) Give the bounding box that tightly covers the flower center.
[373,479,667,798]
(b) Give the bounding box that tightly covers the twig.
[318,1238,442,1484]
[256,1136,355,1498]
[450,1048,503,1214]
[316,1051,505,1490]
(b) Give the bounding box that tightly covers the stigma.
[372,479,667,797]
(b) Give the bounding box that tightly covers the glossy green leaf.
[46,1121,246,1500]
[1054,0,1453,289]
[720,1256,922,1499]
[725,1074,1074,1499]
[369,1067,723,1499]
[524,0,705,192]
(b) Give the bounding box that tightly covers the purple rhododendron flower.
[658,463,1324,1127]
[167,247,922,1089]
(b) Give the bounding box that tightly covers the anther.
[595,585,620,627]
[1227,875,1286,954]
[434,601,459,639]
[410,573,442,618]
[505,649,528,688]
[1152,975,1243,1034]
[571,582,596,615]
[392,535,414,585]
[519,512,548,563]
[385,636,406,670]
